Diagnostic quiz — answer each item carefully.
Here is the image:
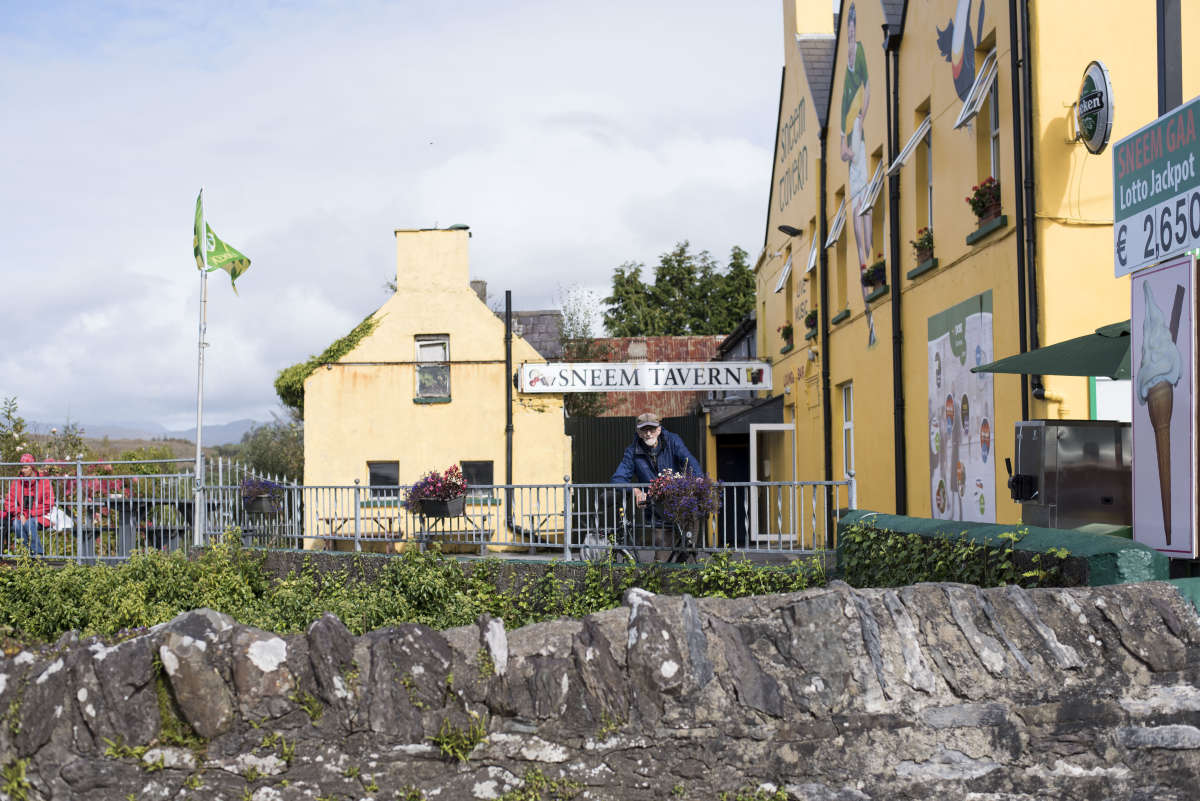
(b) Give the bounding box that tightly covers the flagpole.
[193,192,208,546]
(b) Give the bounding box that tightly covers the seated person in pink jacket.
[5,454,50,555]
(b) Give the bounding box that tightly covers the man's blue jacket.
[610,429,703,484]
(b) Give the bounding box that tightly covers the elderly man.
[610,412,703,561]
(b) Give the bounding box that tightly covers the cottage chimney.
[393,227,471,292]
[470,280,488,304]
[784,0,835,49]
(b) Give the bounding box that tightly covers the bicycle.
[573,488,639,565]
[625,498,703,564]
[651,505,702,564]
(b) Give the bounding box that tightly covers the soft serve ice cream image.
[1137,281,1183,544]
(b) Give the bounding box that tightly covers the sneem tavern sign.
[518,362,772,393]
[1114,93,1200,277]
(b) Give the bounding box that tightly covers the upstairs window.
[415,335,450,401]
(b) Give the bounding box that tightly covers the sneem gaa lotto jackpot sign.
[1114,95,1200,276]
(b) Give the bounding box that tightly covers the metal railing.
[0,457,297,563]
[0,460,848,563]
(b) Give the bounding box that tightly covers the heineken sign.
[518,361,772,393]
[1076,61,1113,155]
[1113,94,1200,276]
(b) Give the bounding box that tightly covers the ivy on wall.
[274,313,382,417]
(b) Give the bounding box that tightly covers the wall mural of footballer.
[839,2,877,347]
[938,0,988,103]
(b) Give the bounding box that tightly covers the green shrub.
[838,523,1070,589]
[0,534,830,642]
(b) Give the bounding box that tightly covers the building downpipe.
[884,23,907,515]
[1007,0,1031,420]
[1018,0,1042,406]
[818,138,834,504]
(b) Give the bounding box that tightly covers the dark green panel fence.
[566,414,706,483]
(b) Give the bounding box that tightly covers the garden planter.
[977,202,1002,224]
[243,495,278,515]
[916,247,934,265]
[861,264,887,287]
[418,496,466,518]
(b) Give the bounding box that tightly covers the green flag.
[193,190,251,291]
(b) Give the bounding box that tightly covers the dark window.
[460,460,494,498]
[367,461,399,497]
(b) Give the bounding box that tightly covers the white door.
[749,423,797,541]
[842,383,857,509]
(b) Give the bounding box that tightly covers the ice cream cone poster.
[1131,254,1198,557]
[928,290,995,521]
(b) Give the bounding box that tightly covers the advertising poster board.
[927,291,995,522]
[1131,254,1198,557]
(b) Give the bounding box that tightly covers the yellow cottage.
[301,226,571,549]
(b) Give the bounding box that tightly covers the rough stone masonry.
[2,580,1200,799]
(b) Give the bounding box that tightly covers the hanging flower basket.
[241,477,284,515]
[405,465,469,517]
[243,495,279,516]
[415,495,466,518]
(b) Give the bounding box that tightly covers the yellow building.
[757,0,1193,524]
[302,226,571,548]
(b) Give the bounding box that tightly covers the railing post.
[74,458,83,564]
[562,476,572,561]
[353,479,362,553]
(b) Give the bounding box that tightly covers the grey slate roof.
[880,0,905,32]
[498,310,563,360]
[795,34,836,131]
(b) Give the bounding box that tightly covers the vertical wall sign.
[927,291,995,522]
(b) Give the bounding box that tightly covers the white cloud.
[0,0,780,429]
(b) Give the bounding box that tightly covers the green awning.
[971,320,1130,380]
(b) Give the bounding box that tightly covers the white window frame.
[772,252,793,294]
[858,162,885,216]
[415,335,450,399]
[988,80,1001,180]
[805,241,818,274]
[749,423,798,542]
[887,115,931,175]
[823,198,847,249]
[841,383,856,509]
[925,133,934,230]
[953,50,999,129]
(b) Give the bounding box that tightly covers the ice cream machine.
[1006,420,1131,529]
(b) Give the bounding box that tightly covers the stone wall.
[3,580,1200,800]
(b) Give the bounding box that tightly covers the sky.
[0,0,785,431]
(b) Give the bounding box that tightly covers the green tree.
[44,421,88,462]
[603,242,754,336]
[603,263,658,336]
[0,397,30,467]
[231,412,304,480]
[557,287,610,417]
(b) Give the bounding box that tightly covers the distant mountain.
[31,419,261,447]
[164,419,260,447]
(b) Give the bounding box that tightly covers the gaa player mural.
[839,2,877,347]
[938,0,988,102]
